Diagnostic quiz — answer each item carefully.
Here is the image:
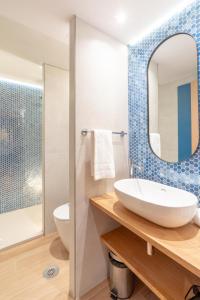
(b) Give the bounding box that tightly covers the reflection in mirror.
[148,34,199,162]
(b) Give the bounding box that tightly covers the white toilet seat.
[53,203,70,251]
[53,203,70,221]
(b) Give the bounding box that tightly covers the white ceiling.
[0,0,194,45]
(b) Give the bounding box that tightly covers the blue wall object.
[0,80,42,213]
[178,83,192,161]
[128,0,200,199]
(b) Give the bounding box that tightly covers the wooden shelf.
[90,193,200,278]
[102,226,200,300]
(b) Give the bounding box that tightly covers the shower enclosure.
[0,75,43,249]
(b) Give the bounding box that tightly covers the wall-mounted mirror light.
[148,33,199,163]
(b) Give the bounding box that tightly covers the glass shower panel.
[0,78,43,248]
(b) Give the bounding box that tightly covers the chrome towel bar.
[81,129,127,137]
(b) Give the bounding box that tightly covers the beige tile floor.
[0,233,69,300]
[0,231,158,300]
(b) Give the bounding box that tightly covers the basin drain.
[43,265,59,279]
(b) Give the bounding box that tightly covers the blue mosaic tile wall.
[0,80,42,213]
[128,0,200,200]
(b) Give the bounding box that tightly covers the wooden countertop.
[90,192,200,278]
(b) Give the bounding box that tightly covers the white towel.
[150,133,161,157]
[193,208,200,227]
[91,129,115,180]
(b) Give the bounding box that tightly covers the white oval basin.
[114,178,198,228]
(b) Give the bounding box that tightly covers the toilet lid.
[53,203,70,221]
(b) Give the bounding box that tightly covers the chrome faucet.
[129,160,143,178]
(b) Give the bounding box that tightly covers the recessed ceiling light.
[115,12,126,24]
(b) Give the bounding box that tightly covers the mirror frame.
[147,32,199,163]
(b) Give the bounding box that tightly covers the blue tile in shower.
[0,80,42,213]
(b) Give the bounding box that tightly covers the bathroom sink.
[114,178,198,228]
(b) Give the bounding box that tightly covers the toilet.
[53,203,70,252]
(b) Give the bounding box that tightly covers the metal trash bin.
[109,252,135,299]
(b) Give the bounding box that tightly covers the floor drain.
[43,265,59,279]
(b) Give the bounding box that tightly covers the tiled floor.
[0,233,69,300]
[81,279,158,300]
[0,204,42,249]
[0,229,158,300]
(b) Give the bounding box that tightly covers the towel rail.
[81,129,127,137]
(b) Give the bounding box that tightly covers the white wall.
[0,49,43,86]
[70,17,128,298]
[0,15,68,70]
[44,64,69,234]
[158,82,178,162]
[158,74,196,162]
[149,61,158,133]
